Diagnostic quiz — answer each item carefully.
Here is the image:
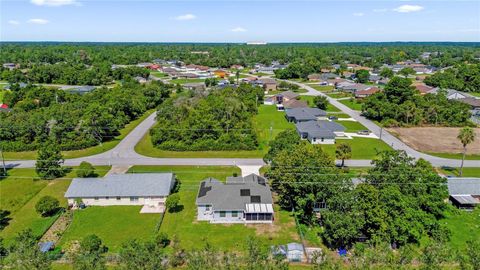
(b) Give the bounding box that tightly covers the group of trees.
[265,130,452,250]
[0,230,293,270]
[0,81,172,152]
[1,63,150,85]
[362,77,472,127]
[424,63,480,93]
[150,84,264,151]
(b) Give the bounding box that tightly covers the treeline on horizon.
[1,42,479,69]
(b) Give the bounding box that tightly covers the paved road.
[5,111,265,169]
[5,81,478,170]
[287,80,479,168]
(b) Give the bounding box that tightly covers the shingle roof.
[285,108,327,121]
[65,173,175,198]
[447,178,480,196]
[196,174,273,211]
[279,91,299,100]
[283,99,308,109]
[296,121,336,140]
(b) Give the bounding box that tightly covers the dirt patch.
[388,127,480,154]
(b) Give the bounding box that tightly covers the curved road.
[287,80,479,168]
[5,81,478,169]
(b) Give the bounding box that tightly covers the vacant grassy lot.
[338,98,363,111]
[321,137,392,159]
[135,105,294,158]
[438,167,480,177]
[298,96,341,112]
[336,121,368,132]
[59,206,160,252]
[127,165,300,251]
[4,110,155,160]
[388,127,480,160]
[440,207,480,251]
[150,71,167,78]
[0,166,110,242]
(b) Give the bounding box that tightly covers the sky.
[1,0,479,42]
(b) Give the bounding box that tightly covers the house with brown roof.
[355,87,381,99]
[414,84,436,95]
[259,78,278,92]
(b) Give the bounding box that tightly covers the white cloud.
[8,20,20,25]
[174,14,196,21]
[231,27,247,32]
[393,5,424,13]
[353,12,364,17]
[31,0,80,6]
[28,18,49,24]
[373,8,387,13]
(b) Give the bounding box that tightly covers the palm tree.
[457,127,475,176]
[336,143,352,168]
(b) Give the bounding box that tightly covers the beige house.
[65,173,176,213]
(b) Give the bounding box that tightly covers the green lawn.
[469,92,480,97]
[426,152,480,161]
[0,166,110,242]
[298,96,341,112]
[127,165,300,251]
[338,99,363,111]
[4,109,155,160]
[0,90,6,102]
[310,85,334,92]
[336,121,368,132]
[169,78,205,84]
[325,92,352,99]
[135,105,294,158]
[59,206,160,252]
[440,207,480,251]
[150,71,167,78]
[321,137,393,159]
[438,167,480,177]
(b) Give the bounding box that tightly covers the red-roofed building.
[355,87,381,99]
[0,104,8,109]
[147,64,161,70]
[414,84,435,95]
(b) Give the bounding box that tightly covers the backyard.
[336,120,368,132]
[0,166,110,242]
[440,207,480,251]
[59,206,160,252]
[135,104,294,158]
[127,165,301,251]
[298,96,341,112]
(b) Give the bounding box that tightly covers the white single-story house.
[296,120,346,144]
[65,173,176,213]
[196,174,274,224]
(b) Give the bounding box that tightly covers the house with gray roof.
[447,177,480,210]
[196,174,274,224]
[285,108,327,123]
[65,173,176,213]
[296,120,345,144]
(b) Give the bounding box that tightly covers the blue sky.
[1,0,479,42]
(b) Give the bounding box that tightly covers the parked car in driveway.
[357,130,371,135]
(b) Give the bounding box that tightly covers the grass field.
[338,98,363,111]
[127,165,300,251]
[336,121,368,132]
[298,96,341,112]
[438,167,480,177]
[440,207,480,251]
[325,92,352,99]
[150,71,167,78]
[59,206,160,252]
[169,78,205,84]
[426,152,480,161]
[321,137,393,159]
[4,109,155,160]
[135,105,294,158]
[0,166,110,242]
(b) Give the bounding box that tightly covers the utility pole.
[0,147,6,176]
[379,126,383,140]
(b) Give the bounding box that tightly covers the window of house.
[220,211,226,217]
[321,137,324,142]
[105,197,109,200]
[116,197,121,201]
[205,205,211,211]
[130,197,138,202]
[94,197,99,201]
[232,211,238,217]
[314,201,327,210]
